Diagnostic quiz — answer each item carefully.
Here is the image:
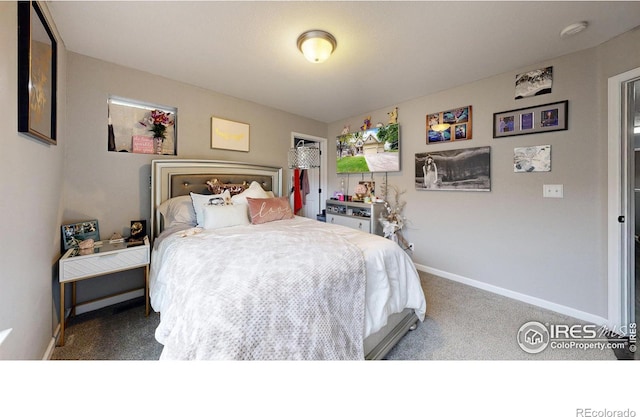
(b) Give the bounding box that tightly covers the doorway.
[632,79,640,329]
[607,67,640,338]
[290,132,327,220]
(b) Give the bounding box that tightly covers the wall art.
[514,145,551,172]
[415,146,490,191]
[515,66,553,99]
[493,100,568,138]
[426,106,472,144]
[17,1,57,145]
[107,96,177,155]
[336,123,399,173]
[211,117,250,152]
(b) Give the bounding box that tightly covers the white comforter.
[150,216,426,359]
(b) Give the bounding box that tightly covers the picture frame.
[17,1,57,145]
[336,123,400,173]
[353,181,375,202]
[493,100,568,138]
[426,106,472,144]
[515,66,553,99]
[514,145,551,172]
[415,146,490,192]
[61,220,100,251]
[211,117,250,152]
[128,220,147,245]
[107,96,177,155]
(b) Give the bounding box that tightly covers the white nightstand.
[58,236,150,346]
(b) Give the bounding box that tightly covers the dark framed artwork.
[17,1,57,145]
[426,106,472,144]
[128,220,147,245]
[493,100,568,138]
[415,146,490,191]
[61,220,100,251]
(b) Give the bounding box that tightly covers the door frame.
[290,132,328,216]
[607,66,640,333]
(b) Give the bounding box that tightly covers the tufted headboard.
[151,159,283,240]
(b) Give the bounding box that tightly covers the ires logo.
[517,321,550,354]
[516,321,623,354]
[548,324,598,339]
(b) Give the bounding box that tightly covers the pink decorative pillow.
[246,197,294,224]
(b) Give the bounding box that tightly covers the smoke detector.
[560,21,588,38]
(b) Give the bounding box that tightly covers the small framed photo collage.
[493,100,568,139]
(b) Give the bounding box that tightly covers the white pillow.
[158,195,197,228]
[190,190,231,227]
[201,204,250,230]
[230,181,269,205]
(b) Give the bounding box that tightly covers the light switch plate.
[543,184,563,198]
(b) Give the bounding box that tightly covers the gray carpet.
[51,272,619,360]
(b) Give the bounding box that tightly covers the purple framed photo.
[493,100,567,138]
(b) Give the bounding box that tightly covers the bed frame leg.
[408,323,418,331]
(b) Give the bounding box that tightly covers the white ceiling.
[47,1,640,124]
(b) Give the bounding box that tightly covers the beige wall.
[0,2,66,359]
[63,52,327,303]
[1,0,638,359]
[328,28,640,321]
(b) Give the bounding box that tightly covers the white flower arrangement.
[378,183,409,249]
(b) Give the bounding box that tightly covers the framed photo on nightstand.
[128,220,147,245]
[61,220,100,251]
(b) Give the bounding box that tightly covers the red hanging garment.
[293,168,303,214]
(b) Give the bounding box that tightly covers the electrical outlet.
[543,184,563,198]
[408,243,414,251]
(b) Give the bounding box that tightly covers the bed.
[149,159,426,360]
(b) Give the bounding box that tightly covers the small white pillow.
[202,204,250,230]
[230,181,269,205]
[158,195,197,228]
[190,190,231,227]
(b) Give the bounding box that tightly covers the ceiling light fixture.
[297,30,337,63]
[560,21,588,38]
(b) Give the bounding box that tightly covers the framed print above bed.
[493,100,568,138]
[17,1,58,145]
[211,117,250,152]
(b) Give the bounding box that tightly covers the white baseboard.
[415,263,609,327]
[44,332,57,360]
[74,288,144,315]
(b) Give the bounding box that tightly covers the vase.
[154,137,163,154]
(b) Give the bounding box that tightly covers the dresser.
[325,199,385,236]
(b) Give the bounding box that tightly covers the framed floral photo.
[107,96,177,155]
